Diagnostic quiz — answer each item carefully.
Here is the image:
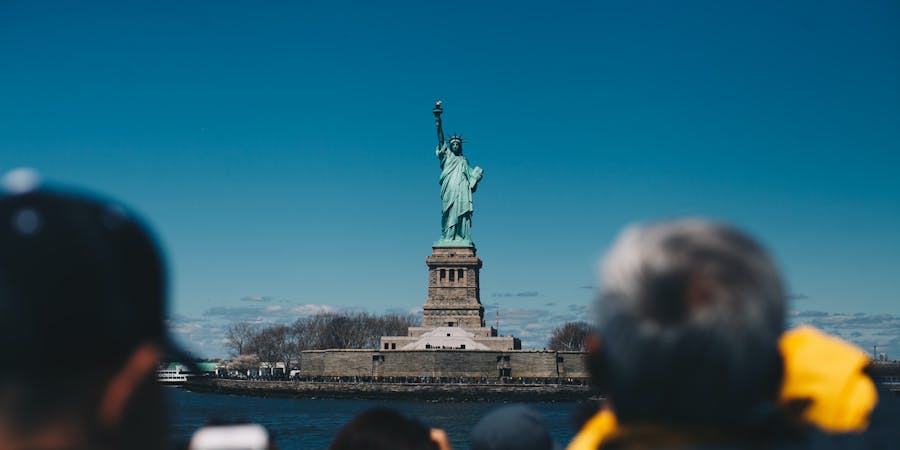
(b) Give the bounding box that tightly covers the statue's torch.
[434,100,445,146]
[433,100,443,117]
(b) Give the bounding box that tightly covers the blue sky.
[2,1,898,358]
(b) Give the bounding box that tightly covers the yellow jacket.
[567,326,877,450]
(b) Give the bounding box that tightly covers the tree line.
[224,312,418,370]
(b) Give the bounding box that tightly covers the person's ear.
[585,333,608,393]
[96,343,162,429]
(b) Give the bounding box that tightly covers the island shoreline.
[183,378,597,402]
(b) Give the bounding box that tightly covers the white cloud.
[491,291,540,298]
[289,304,337,315]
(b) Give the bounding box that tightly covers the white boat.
[157,363,195,384]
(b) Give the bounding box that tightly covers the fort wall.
[298,349,590,380]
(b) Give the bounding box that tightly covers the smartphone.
[189,423,271,450]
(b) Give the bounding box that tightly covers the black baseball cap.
[0,171,192,376]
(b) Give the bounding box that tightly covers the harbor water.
[168,386,587,449]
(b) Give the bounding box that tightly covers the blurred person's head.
[470,404,559,450]
[589,219,786,430]
[328,408,447,450]
[0,173,174,450]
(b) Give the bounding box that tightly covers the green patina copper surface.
[433,101,482,247]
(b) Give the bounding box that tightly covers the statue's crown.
[449,135,463,144]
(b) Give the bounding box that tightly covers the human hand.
[430,428,452,450]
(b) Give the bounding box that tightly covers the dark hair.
[329,408,438,450]
[0,187,170,447]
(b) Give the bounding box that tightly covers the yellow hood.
[566,326,877,450]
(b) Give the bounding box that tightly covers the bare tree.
[320,313,370,349]
[379,313,417,336]
[362,313,416,348]
[225,322,258,357]
[269,325,299,373]
[292,313,332,350]
[547,321,592,352]
[230,312,420,366]
[248,326,281,365]
[316,311,417,349]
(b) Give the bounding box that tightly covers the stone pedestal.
[422,246,484,329]
[379,245,520,351]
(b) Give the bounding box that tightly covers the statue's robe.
[437,144,480,240]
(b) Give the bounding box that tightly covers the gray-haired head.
[595,219,786,428]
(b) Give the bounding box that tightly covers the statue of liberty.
[433,101,483,246]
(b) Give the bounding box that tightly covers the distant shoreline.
[184,378,597,402]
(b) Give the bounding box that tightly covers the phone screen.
[189,423,271,450]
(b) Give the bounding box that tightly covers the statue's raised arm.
[431,101,482,247]
[434,101,446,149]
